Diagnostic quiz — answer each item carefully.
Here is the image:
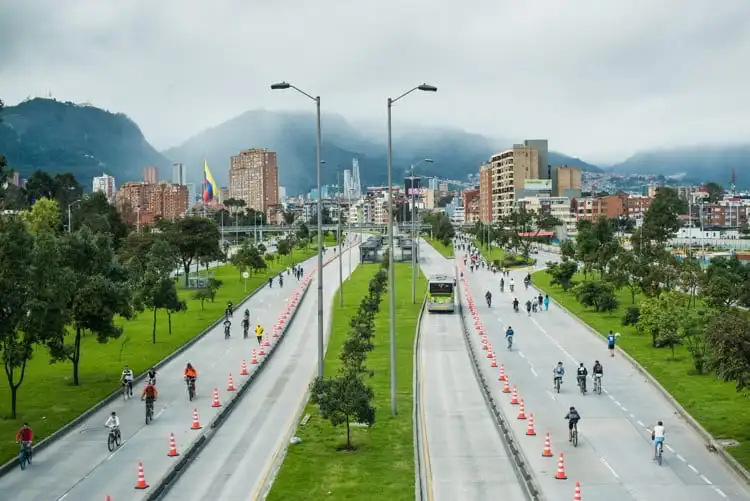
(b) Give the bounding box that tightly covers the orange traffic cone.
[227,373,236,392]
[167,433,179,457]
[574,482,582,500]
[258,344,266,356]
[555,453,568,480]
[510,386,519,404]
[490,358,497,368]
[240,361,249,376]
[499,365,507,381]
[263,336,271,347]
[542,433,553,457]
[135,461,149,489]
[191,409,202,430]
[482,339,489,350]
[250,349,259,364]
[273,328,281,338]
[105,496,112,501]
[502,379,511,393]
[486,346,493,358]
[526,414,536,435]
[211,388,221,408]
[517,400,527,420]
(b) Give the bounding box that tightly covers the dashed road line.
[600,457,620,479]
[701,474,713,485]
[688,464,700,474]
[714,487,727,498]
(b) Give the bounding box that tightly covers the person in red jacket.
[16,423,33,445]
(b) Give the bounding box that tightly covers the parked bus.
[426,274,456,312]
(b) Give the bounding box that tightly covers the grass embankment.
[0,248,316,464]
[268,263,426,501]
[532,270,750,468]
[424,237,454,258]
[473,240,536,268]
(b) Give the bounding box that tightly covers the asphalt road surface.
[0,251,323,501]
[418,243,528,501]
[456,248,750,500]
[161,244,360,501]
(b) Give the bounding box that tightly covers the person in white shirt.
[121,366,134,397]
[105,411,121,440]
[652,421,666,459]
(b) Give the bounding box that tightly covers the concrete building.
[553,165,582,198]
[463,189,480,223]
[143,166,158,184]
[571,193,653,222]
[524,139,549,180]
[229,148,279,214]
[172,163,186,185]
[219,187,230,205]
[115,182,189,226]
[479,163,492,222]
[516,195,575,234]
[92,173,116,201]
[486,145,541,220]
[422,188,436,210]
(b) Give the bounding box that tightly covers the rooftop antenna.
[730,168,737,195]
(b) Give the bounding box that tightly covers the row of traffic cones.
[461,263,583,498]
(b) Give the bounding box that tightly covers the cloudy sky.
[1,0,749,163]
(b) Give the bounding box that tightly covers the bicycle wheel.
[145,406,152,425]
[597,381,602,395]
[572,429,578,447]
[18,450,27,470]
[657,445,663,466]
[555,379,561,393]
[108,433,116,452]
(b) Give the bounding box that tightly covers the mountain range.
[0,98,747,194]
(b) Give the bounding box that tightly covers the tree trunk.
[346,414,351,449]
[183,260,191,287]
[72,327,82,386]
[168,311,172,335]
[152,307,158,344]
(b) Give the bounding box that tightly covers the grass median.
[267,263,426,501]
[424,237,454,258]
[0,248,316,465]
[532,270,750,468]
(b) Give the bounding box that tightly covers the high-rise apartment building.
[486,145,541,220]
[115,182,189,226]
[553,165,582,198]
[172,163,186,185]
[463,189,480,223]
[92,173,116,201]
[229,148,279,214]
[144,166,158,184]
[524,140,549,180]
[479,165,492,222]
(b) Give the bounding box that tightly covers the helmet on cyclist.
[111,411,116,416]
[657,420,663,426]
[579,362,584,367]
[569,406,575,411]
[594,360,599,365]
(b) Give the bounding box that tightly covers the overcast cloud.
[1,0,749,163]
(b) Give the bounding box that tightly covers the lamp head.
[417,83,438,92]
[270,82,291,90]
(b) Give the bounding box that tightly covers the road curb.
[413,295,430,501]
[0,253,317,478]
[532,279,750,487]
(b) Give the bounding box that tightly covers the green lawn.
[0,248,316,465]
[424,237,454,258]
[532,270,750,468]
[267,263,426,500]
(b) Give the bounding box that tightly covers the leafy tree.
[560,239,576,260]
[622,306,640,326]
[422,212,455,246]
[573,281,618,313]
[505,207,560,258]
[703,182,724,203]
[47,228,133,385]
[229,243,253,278]
[705,309,750,391]
[277,237,292,258]
[297,222,310,242]
[607,250,641,303]
[642,187,682,244]
[206,277,223,302]
[22,197,61,234]
[119,231,157,277]
[546,260,578,291]
[166,216,222,286]
[680,305,711,374]
[165,294,187,335]
[257,243,267,254]
[282,210,296,225]
[73,191,129,247]
[192,288,212,310]
[135,239,180,344]
[701,256,750,310]
[637,292,684,354]
[678,254,704,308]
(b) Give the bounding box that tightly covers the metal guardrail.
[413,295,432,501]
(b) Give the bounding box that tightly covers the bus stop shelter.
[360,241,380,263]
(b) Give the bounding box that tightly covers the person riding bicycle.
[652,420,666,460]
[104,412,120,440]
[184,363,198,392]
[223,318,231,337]
[141,382,158,410]
[576,363,588,392]
[255,324,264,344]
[553,361,565,387]
[509,277,515,291]
[15,423,33,451]
[500,277,505,291]
[242,316,250,337]
[485,290,492,307]
[147,367,157,385]
[243,308,250,321]
[592,360,603,386]
[525,299,532,315]
[268,276,273,288]
[512,297,519,312]
[278,273,284,287]
[121,366,134,397]
[565,406,581,442]
[226,301,234,318]
[505,326,514,344]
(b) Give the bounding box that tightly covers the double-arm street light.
[67,199,83,233]
[409,158,433,304]
[387,83,437,415]
[271,81,325,379]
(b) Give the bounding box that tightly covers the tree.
[678,254,704,308]
[192,288,212,310]
[310,370,376,450]
[22,197,62,234]
[547,260,578,291]
[705,309,750,391]
[47,228,133,385]
[277,238,292,258]
[0,218,70,417]
[166,216,222,286]
[422,212,455,246]
[257,243,267,254]
[701,256,750,310]
[608,250,641,304]
[573,281,618,313]
[560,239,576,260]
[297,223,310,242]
[135,239,180,344]
[642,187,682,244]
[637,292,683,354]
[229,243,252,278]
[703,182,724,203]
[282,210,296,225]
[506,207,559,258]
[74,191,129,247]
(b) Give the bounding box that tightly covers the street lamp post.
[386,83,437,415]
[337,172,344,307]
[409,158,434,303]
[271,81,325,379]
[67,199,83,233]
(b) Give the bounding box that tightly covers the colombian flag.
[203,160,217,203]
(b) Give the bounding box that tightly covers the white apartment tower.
[92,173,116,201]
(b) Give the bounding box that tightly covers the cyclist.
[141,381,158,413]
[505,326,514,347]
[147,367,157,385]
[184,363,198,393]
[268,276,273,288]
[652,421,666,460]
[104,412,121,441]
[225,301,234,319]
[509,277,515,292]
[500,277,505,292]
[121,365,134,397]
[223,318,231,338]
[242,316,250,338]
[512,297,519,312]
[485,290,492,307]
[243,308,250,322]
[576,362,588,393]
[565,406,581,442]
[278,273,284,287]
[525,299,532,316]
[592,360,603,389]
[15,423,33,454]
[255,324,264,344]
[553,361,565,388]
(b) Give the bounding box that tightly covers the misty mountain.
[0,98,170,183]
[611,145,750,188]
[163,110,603,195]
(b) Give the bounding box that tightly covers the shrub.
[622,306,640,326]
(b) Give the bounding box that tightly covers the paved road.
[417,243,528,501]
[161,240,361,500]
[456,249,750,500]
[0,251,323,501]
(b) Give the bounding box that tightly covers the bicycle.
[577,377,587,395]
[243,323,249,339]
[224,324,231,339]
[593,375,602,395]
[554,377,562,393]
[571,422,579,447]
[506,336,513,350]
[107,427,121,452]
[145,399,154,425]
[18,442,32,470]
[186,377,196,401]
[122,381,132,401]
[655,441,664,466]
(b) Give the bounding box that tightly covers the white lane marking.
[58,495,69,501]
[665,444,674,453]
[700,474,712,485]
[637,420,645,427]
[546,391,557,401]
[608,394,616,402]
[530,367,538,377]
[155,408,166,419]
[530,317,576,363]
[676,454,686,463]
[688,464,699,474]
[713,487,727,498]
[518,351,526,359]
[600,457,620,479]
[629,413,635,418]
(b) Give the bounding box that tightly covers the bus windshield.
[429,282,453,295]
